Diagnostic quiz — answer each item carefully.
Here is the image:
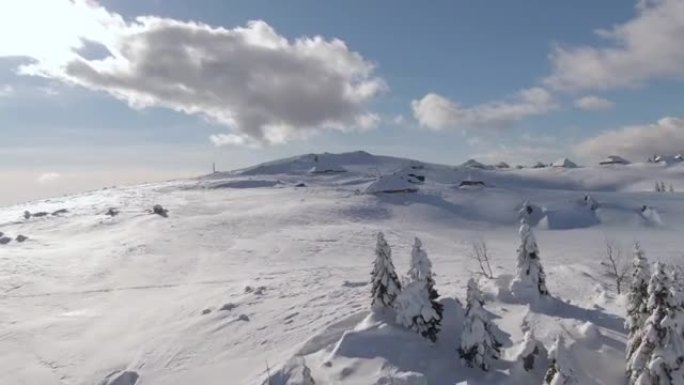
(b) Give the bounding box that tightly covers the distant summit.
[459,159,494,170]
[600,155,630,166]
[552,158,579,168]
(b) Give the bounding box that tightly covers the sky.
[0,0,683,205]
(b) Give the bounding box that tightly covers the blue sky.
[0,0,683,204]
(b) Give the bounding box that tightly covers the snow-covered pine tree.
[670,184,675,193]
[408,237,432,283]
[656,181,663,193]
[459,278,502,371]
[371,232,402,311]
[519,200,534,223]
[544,335,578,385]
[660,181,667,194]
[395,279,441,342]
[630,262,684,385]
[395,237,442,342]
[511,222,549,298]
[408,237,444,319]
[626,243,652,375]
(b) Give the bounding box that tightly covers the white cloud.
[545,0,684,91]
[0,1,385,145]
[574,95,614,110]
[40,85,61,97]
[0,0,124,70]
[411,87,556,131]
[575,116,684,160]
[392,115,406,125]
[36,172,62,183]
[210,133,258,147]
[0,84,14,97]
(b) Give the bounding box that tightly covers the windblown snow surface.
[2,151,684,385]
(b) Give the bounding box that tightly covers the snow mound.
[365,174,419,194]
[99,370,140,385]
[599,155,630,165]
[538,205,600,230]
[577,321,601,340]
[638,206,664,227]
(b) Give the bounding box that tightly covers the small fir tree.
[626,243,652,375]
[459,278,502,371]
[629,263,684,385]
[408,237,444,318]
[371,232,402,311]
[511,222,549,298]
[395,237,442,342]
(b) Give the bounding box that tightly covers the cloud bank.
[0,1,385,145]
[411,87,555,131]
[575,116,684,160]
[545,0,684,91]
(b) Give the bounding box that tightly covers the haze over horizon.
[1,0,683,204]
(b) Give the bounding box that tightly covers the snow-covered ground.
[2,151,684,385]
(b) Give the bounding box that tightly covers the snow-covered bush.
[544,335,578,385]
[510,222,549,299]
[371,232,402,311]
[628,262,684,385]
[459,278,501,371]
[515,331,547,372]
[583,194,600,211]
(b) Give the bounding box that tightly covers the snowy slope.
[2,152,684,385]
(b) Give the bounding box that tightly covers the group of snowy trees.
[372,233,443,343]
[655,181,675,193]
[369,220,684,384]
[625,244,684,385]
[371,231,502,368]
[370,216,551,372]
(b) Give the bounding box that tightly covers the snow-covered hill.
[2,151,684,385]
